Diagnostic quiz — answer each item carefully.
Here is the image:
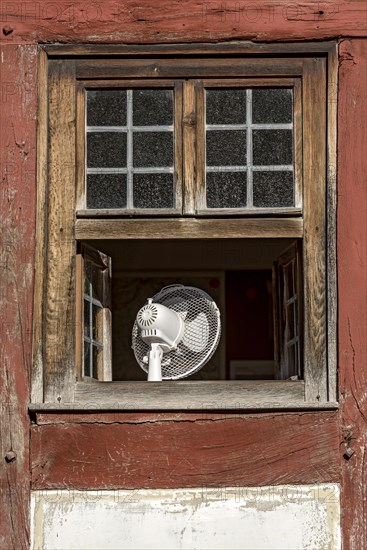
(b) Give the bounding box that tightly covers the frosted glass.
[253,172,294,207]
[206,90,246,125]
[87,174,127,209]
[87,132,126,168]
[252,89,292,124]
[253,130,293,166]
[133,90,173,126]
[134,173,174,209]
[206,172,247,208]
[133,132,173,167]
[206,130,246,166]
[87,90,127,126]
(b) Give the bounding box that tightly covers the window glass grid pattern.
[282,258,300,377]
[83,265,104,378]
[205,88,294,209]
[86,89,174,209]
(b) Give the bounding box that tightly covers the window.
[81,84,298,215]
[31,43,337,410]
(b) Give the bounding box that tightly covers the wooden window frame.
[76,244,112,382]
[31,42,338,411]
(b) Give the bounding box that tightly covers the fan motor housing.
[137,301,184,352]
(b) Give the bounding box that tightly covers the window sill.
[29,380,339,411]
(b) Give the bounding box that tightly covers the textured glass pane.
[133,132,173,167]
[92,345,100,379]
[206,90,247,125]
[87,174,127,209]
[87,90,127,127]
[87,132,126,168]
[287,345,296,373]
[84,262,91,293]
[84,300,90,337]
[206,172,247,208]
[253,130,293,165]
[252,89,293,124]
[84,342,91,377]
[285,262,294,300]
[133,90,173,126]
[92,268,104,302]
[206,131,246,166]
[92,304,102,342]
[286,304,295,340]
[133,174,174,209]
[253,172,294,208]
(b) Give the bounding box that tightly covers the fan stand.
[144,343,164,381]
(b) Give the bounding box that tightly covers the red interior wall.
[1,3,366,548]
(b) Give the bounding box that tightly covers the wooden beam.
[1,2,365,44]
[0,43,38,550]
[76,218,303,240]
[72,380,306,409]
[44,42,337,57]
[302,58,328,402]
[338,39,367,550]
[31,410,340,490]
[43,60,76,402]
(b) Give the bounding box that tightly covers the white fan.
[132,285,221,381]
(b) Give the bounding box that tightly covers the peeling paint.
[31,484,341,550]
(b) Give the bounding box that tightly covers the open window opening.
[77,238,302,382]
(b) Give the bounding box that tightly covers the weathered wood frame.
[77,79,184,216]
[31,42,337,410]
[76,244,112,382]
[76,76,300,218]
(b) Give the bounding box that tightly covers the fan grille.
[132,285,221,379]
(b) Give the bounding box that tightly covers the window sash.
[76,80,184,215]
[76,77,302,217]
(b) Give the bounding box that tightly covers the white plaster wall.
[31,484,341,550]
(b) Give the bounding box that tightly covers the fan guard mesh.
[132,285,221,379]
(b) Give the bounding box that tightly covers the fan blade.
[182,311,209,353]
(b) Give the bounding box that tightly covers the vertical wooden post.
[338,39,367,549]
[0,44,38,550]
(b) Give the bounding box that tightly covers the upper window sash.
[76,76,302,217]
[76,80,183,216]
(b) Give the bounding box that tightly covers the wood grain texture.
[183,80,197,215]
[0,44,38,550]
[0,1,365,44]
[302,58,328,402]
[30,410,340,489]
[43,61,76,402]
[76,218,303,239]
[338,39,367,550]
[75,58,304,79]
[73,380,306,408]
[31,47,47,403]
[326,44,338,403]
[45,42,337,56]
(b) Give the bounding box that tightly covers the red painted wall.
[338,39,367,549]
[1,2,366,548]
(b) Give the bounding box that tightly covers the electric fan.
[132,285,221,381]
